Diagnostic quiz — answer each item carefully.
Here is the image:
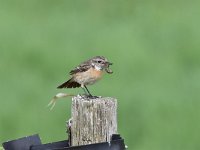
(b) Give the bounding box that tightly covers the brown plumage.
[57,56,113,96]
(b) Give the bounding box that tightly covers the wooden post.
[68,95,118,146]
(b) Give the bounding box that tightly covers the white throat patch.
[94,65,102,71]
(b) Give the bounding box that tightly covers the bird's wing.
[69,63,91,75]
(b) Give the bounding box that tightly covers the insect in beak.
[105,62,113,74]
[105,68,113,74]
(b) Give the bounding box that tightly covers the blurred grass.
[0,0,200,149]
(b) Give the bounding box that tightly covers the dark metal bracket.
[2,134,126,150]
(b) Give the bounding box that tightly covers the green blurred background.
[0,0,200,149]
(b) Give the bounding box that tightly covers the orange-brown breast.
[89,67,103,79]
[73,67,104,85]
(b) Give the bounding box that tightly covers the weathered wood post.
[67,95,118,146]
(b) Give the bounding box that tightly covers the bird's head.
[91,56,113,74]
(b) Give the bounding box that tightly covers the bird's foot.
[87,95,99,99]
[91,96,99,99]
[79,94,100,99]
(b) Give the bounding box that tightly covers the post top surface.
[72,95,117,102]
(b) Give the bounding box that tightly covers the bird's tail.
[57,78,81,88]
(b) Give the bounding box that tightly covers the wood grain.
[69,95,118,146]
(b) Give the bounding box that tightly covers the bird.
[57,56,113,97]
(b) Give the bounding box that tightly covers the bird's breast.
[73,68,103,85]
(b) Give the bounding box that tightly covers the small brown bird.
[57,56,113,97]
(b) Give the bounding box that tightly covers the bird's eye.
[97,60,102,63]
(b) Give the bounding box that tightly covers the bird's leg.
[84,85,99,99]
[80,85,98,98]
[81,86,89,95]
[84,85,92,97]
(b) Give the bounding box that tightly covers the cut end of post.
[69,95,118,146]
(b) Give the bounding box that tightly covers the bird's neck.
[94,65,103,71]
